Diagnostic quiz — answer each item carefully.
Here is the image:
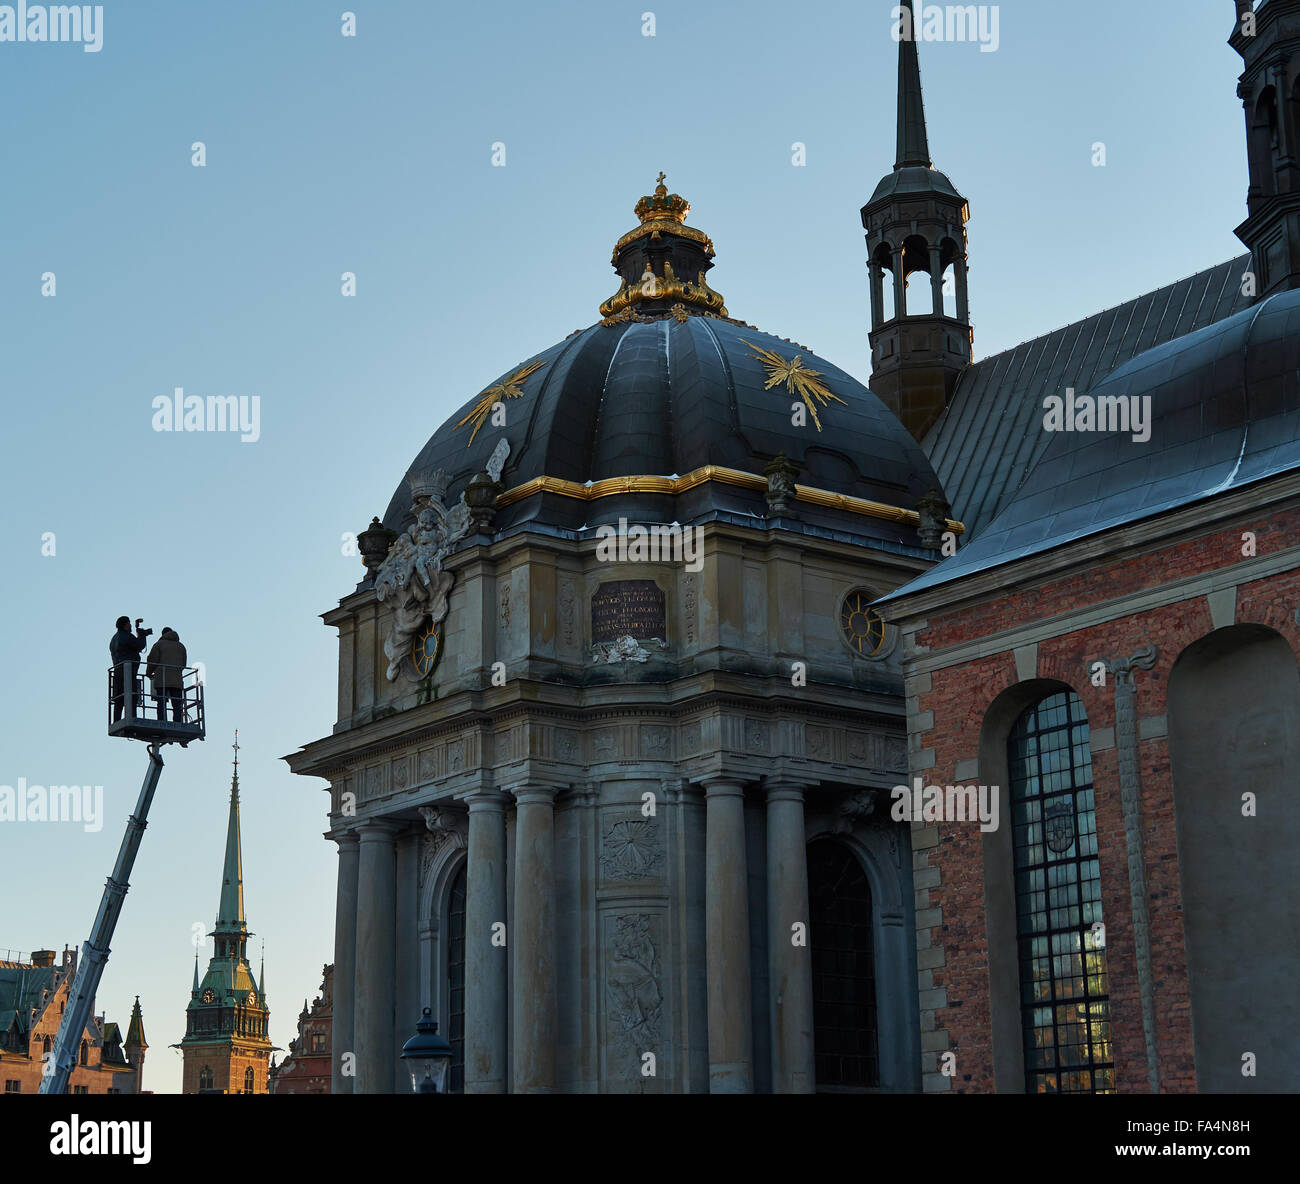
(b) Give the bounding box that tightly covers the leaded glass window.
[1008,690,1115,1094]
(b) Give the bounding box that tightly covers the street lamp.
[400,1008,452,1094]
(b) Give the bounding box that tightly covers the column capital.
[508,785,559,805]
[331,830,360,848]
[763,780,808,803]
[356,819,400,840]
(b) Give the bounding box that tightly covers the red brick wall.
[909,508,1300,1093]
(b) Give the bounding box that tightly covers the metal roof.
[924,254,1254,538]
[884,284,1300,602]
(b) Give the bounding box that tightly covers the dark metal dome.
[383,178,944,542]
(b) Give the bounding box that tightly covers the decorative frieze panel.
[599,816,664,883]
[602,911,665,1091]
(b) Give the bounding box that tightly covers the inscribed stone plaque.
[591,580,666,643]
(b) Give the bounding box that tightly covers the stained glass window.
[1008,690,1115,1094]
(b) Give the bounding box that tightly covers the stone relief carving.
[806,726,830,758]
[556,730,579,762]
[679,722,701,755]
[641,726,671,759]
[833,789,881,834]
[419,805,467,885]
[606,914,663,1067]
[558,580,577,648]
[499,584,512,628]
[591,635,668,664]
[683,574,698,646]
[593,730,618,760]
[418,750,437,781]
[374,466,475,682]
[447,740,465,772]
[392,757,409,791]
[744,719,770,753]
[600,818,664,881]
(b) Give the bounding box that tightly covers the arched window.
[808,840,878,1090]
[42,1035,50,1056]
[79,1040,88,1067]
[1008,690,1114,1094]
[198,1065,213,1091]
[244,1066,255,1093]
[446,861,467,1094]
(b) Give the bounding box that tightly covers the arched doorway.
[445,862,467,1093]
[808,839,878,1090]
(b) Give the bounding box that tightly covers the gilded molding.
[494,464,965,534]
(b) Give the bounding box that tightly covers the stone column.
[704,779,753,1092]
[394,829,420,1093]
[354,821,397,1094]
[464,789,509,1093]
[766,783,814,1093]
[512,787,557,1093]
[892,246,907,319]
[869,260,885,330]
[955,257,970,324]
[331,833,359,1095]
[929,244,945,316]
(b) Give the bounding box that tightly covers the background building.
[178,748,273,1094]
[269,965,332,1094]
[0,948,146,1095]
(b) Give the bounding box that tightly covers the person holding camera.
[109,616,151,721]
[145,627,188,723]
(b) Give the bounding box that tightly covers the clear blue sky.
[0,0,1249,1093]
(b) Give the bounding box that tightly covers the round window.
[840,591,888,658]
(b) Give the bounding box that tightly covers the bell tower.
[1232,0,1300,298]
[863,0,972,441]
[179,733,272,1093]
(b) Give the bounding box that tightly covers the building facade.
[178,745,273,1094]
[269,965,333,1094]
[877,0,1300,1094]
[0,948,145,1095]
[290,0,1299,1094]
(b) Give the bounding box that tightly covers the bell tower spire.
[863,0,972,441]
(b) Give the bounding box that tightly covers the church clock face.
[411,620,442,677]
[202,989,214,1003]
[840,591,888,658]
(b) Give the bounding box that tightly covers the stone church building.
[288,0,1300,1093]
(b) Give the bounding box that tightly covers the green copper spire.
[895,1,932,169]
[215,731,246,938]
[192,952,199,992]
[125,996,148,1050]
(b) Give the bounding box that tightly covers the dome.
[383,177,943,543]
[883,286,1300,599]
[867,165,963,205]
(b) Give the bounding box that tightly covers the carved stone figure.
[374,469,474,681]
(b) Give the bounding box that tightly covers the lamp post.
[400,1008,453,1094]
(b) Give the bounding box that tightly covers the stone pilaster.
[512,787,557,1093]
[354,821,397,1094]
[703,779,753,1092]
[394,829,420,1093]
[766,782,814,1093]
[331,832,359,1095]
[463,789,509,1093]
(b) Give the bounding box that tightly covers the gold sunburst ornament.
[456,358,548,445]
[742,340,847,432]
